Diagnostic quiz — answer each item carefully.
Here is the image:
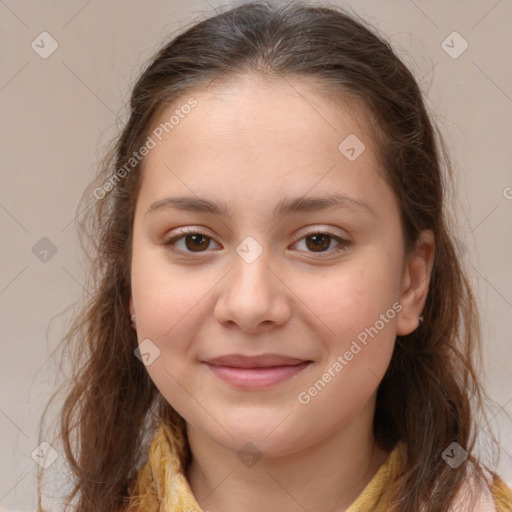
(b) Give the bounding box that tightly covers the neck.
[185,398,389,512]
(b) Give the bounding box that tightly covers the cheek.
[131,245,212,336]
[295,265,398,418]
[293,255,400,341]
[292,255,400,401]
[131,254,208,412]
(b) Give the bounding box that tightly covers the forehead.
[136,74,394,220]
[152,73,376,150]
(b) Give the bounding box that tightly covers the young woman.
[37,1,512,511]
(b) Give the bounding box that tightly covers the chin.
[204,419,314,457]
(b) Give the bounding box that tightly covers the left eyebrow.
[274,193,376,218]
[145,193,376,219]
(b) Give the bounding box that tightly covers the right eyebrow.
[145,196,229,217]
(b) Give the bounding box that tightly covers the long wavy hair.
[37,1,501,511]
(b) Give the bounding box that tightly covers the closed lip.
[204,353,310,368]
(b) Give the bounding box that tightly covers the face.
[129,74,429,456]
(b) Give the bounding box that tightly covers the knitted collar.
[126,421,510,511]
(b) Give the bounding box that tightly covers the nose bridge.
[230,236,275,307]
[231,235,274,299]
[214,235,290,330]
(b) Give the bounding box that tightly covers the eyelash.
[162,227,352,257]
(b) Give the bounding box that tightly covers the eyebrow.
[145,193,376,219]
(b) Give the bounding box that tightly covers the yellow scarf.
[127,422,512,511]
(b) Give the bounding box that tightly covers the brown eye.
[293,231,351,256]
[164,229,220,253]
[183,234,211,252]
[305,233,332,252]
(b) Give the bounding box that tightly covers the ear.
[396,229,435,336]
[129,296,137,330]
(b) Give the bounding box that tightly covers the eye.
[292,230,351,256]
[163,228,220,253]
[163,228,351,256]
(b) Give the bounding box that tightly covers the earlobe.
[129,297,137,329]
[396,230,435,336]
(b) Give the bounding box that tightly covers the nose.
[213,243,292,333]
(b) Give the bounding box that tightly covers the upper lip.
[204,354,309,368]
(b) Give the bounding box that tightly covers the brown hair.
[37,1,500,511]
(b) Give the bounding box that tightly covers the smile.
[203,354,312,389]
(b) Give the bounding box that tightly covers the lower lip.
[205,361,311,389]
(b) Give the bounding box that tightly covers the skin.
[129,73,435,512]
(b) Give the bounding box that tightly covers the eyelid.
[294,224,349,240]
[290,229,351,257]
[163,226,220,252]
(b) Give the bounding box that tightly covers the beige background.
[1,0,511,510]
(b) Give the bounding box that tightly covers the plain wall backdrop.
[0,0,511,510]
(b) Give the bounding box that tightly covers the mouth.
[203,354,312,389]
